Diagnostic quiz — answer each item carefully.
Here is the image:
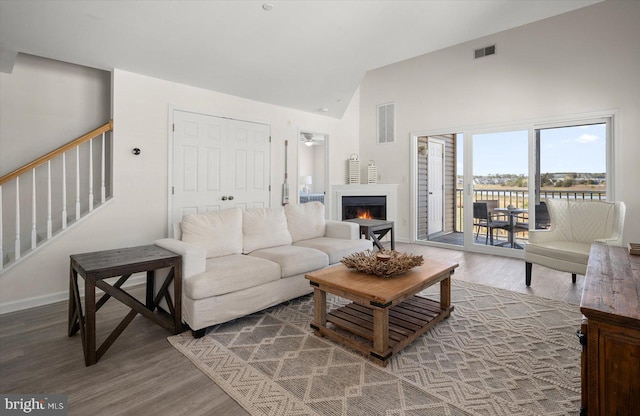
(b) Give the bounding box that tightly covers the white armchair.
[524,198,626,286]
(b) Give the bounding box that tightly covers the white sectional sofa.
[155,202,372,337]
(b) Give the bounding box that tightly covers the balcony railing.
[454,188,606,233]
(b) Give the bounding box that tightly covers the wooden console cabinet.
[579,244,640,416]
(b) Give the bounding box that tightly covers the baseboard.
[0,274,147,315]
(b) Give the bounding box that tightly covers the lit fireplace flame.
[357,209,373,219]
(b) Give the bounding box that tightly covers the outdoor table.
[493,207,527,249]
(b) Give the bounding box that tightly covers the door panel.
[173,111,228,226]
[227,119,270,209]
[428,139,444,235]
[172,111,270,229]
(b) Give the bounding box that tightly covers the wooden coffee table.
[306,260,458,366]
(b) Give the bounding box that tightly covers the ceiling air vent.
[474,45,496,59]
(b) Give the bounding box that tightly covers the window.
[535,119,609,202]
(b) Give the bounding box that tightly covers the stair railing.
[0,120,113,272]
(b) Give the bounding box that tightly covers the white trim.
[0,273,146,315]
[427,137,446,236]
[331,184,398,223]
[410,136,417,243]
[296,127,330,218]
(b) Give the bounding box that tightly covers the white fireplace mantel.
[332,184,398,222]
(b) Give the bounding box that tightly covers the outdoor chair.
[473,201,510,245]
[533,201,551,229]
[514,201,551,235]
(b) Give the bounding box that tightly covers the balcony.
[428,188,606,246]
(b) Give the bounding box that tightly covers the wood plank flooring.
[0,243,583,415]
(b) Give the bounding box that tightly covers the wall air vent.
[474,45,496,59]
[377,102,395,144]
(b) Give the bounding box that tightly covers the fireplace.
[342,195,386,220]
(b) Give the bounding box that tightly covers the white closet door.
[172,111,270,230]
[227,119,271,209]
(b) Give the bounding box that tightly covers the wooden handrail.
[0,120,113,185]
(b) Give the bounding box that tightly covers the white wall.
[358,0,640,243]
[0,69,360,312]
[0,54,111,175]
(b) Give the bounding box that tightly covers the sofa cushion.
[181,208,243,258]
[568,201,614,243]
[285,202,326,243]
[184,254,281,299]
[248,245,328,278]
[525,241,591,265]
[243,207,292,253]
[294,237,373,264]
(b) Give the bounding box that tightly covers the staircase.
[0,121,114,272]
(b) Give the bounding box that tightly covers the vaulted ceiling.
[0,0,601,118]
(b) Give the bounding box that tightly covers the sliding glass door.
[471,129,529,251]
[414,133,463,246]
[412,114,612,255]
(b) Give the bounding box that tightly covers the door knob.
[228,195,234,200]
[221,196,228,201]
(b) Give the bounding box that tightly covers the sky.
[457,123,606,176]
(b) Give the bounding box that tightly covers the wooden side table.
[68,245,182,366]
[345,218,395,251]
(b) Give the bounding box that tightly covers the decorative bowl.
[341,250,423,278]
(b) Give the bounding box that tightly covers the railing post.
[75,146,80,221]
[0,184,3,271]
[47,160,52,240]
[15,177,21,261]
[62,153,67,229]
[101,132,106,203]
[31,168,37,250]
[89,139,94,211]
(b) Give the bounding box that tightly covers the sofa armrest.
[324,220,360,240]
[155,238,206,278]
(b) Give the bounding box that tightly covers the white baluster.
[47,160,52,239]
[0,184,4,271]
[89,138,94,211]
[75,146,80,221]
[62,153,67,229]
[101,132,106,203]
[31,168,37,249]
[15,177,21,260]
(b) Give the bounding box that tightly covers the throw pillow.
[243,207,292,253]
[181,208,243,258]
[285,201,326,242]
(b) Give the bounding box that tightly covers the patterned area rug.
[169,280,582,416]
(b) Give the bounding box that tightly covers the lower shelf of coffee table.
[321,295,452,364]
